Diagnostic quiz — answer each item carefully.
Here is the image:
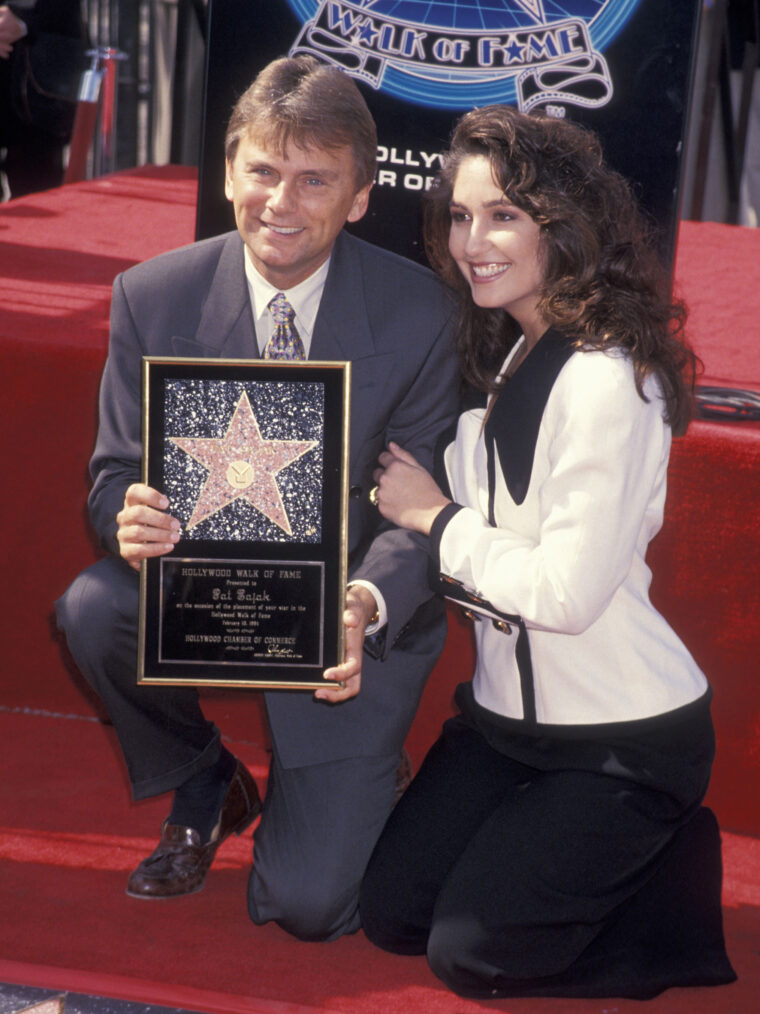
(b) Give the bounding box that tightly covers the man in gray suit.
[56,55,457,941]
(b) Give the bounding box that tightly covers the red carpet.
[1,709,758,1014]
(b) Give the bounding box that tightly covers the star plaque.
[138,358,351,690]
[168,390,317,536]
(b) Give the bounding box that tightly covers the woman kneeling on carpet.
[359,105,736,999]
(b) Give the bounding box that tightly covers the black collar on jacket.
[486,327,576,511]
[437,328,576,514]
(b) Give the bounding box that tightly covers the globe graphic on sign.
[286,0,641,107]
[306,2,606,31]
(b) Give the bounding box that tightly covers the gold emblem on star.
[226,459,255,489]
[169,391,317,535]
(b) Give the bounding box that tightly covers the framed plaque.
[138,357,351,689]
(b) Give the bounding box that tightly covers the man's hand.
[315,584,378,704]
[116,483,181,570]
[0,7,25,59]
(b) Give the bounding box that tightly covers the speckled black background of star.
[163,379,324,544]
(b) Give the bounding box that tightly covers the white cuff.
[347,580,387,634]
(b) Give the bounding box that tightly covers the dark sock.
[168,746,238,842]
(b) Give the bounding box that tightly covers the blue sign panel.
[287,0,638,110]
[198,0,700,267]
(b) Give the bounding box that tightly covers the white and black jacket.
[430,328,708,729]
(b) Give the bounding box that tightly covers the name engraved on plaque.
[158,558,325,668]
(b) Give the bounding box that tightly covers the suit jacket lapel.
[310,232,376,362]
[171,232,259,360]
[171,230,374,363]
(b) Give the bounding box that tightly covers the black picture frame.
[138,357,351,689]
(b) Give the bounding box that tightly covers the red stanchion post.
[63,46,128,185]
[95,47,128,177]
[64,52,104,184]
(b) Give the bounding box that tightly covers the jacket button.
[349,485,362,499]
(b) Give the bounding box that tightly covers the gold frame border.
[138,356,351,690]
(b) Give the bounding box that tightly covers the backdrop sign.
[199,0,701,265]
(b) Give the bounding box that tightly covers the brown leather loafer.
[126,760,262,899]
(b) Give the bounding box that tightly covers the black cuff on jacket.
[429,502,464,567]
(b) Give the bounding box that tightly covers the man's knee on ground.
[248,862,360,942]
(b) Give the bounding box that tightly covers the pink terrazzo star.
[169,391,317,535]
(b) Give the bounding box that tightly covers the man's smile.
[263,222,305,236]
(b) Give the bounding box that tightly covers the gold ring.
[368,485,379,507]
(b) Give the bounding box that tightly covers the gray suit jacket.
[88,228,458,767]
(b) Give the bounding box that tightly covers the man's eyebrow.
[298,167,341,180]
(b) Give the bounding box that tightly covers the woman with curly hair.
[359,105,735,999]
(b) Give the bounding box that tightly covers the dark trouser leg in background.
[56,556,222,797]
[55,555,261,898]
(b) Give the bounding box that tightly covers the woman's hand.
[372,442,451,535]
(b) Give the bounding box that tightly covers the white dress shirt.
[244,251,328,358]
[242,248,386,632]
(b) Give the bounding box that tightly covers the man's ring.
[369,485,379,507]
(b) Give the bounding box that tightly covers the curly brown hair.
[425,105,697,434]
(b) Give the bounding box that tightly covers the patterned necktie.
[264,292,306,360]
